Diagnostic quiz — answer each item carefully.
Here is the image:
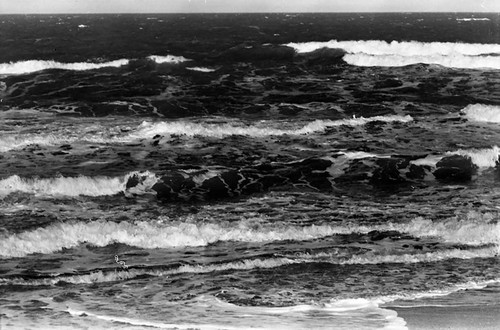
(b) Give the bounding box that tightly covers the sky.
[1,0,499,14]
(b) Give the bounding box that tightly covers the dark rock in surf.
[406,164,429,180]
[370,158,410,185]
[368,230,402,241]
[374,78,403,89]
[433,155,477,182]
[297,47,346,65]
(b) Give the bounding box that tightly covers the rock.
[374,78,403,89]
[433,155,477,182]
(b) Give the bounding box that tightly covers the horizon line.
[1,11,499,15]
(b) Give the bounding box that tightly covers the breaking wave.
[0,171,157,198]
[446,146,500,168]
[0,59,129,75]
[285,40,500,56]
[1,211,498,258]
[285,40,500,69]
[410,146,500,168]
[132,115,413,139]
[462,104,500,123]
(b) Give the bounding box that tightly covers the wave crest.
[1,211,498,258]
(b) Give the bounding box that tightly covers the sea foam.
[285,40,500,69]
[0,59,129,75]
[462,104,500,123]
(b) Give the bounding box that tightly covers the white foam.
[186,66,217,72]
[462,104,500,123]
[0,171,157,198]
[132,115,413,139]
[285,40,500,69]
[343,53,500,69]
[148,55,191,64]
[0,59,129,75]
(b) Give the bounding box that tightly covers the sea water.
[1,13,500,329]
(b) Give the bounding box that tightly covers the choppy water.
[1,13,500,329]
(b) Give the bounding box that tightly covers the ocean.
[0,12,500,329]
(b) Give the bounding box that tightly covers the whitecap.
[462,104,500,123]
[0,59,129,75]
[147,54,191,64]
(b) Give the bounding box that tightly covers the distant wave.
[186,66,217,72]
[457,18,490,21]
[147,55,191,64]
[1,212,498,258]
[132,115,413,139]
[285,40,500,69]
[462,104,500,123]
[0,59,129,75]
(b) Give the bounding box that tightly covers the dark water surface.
[1,13,500,329]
